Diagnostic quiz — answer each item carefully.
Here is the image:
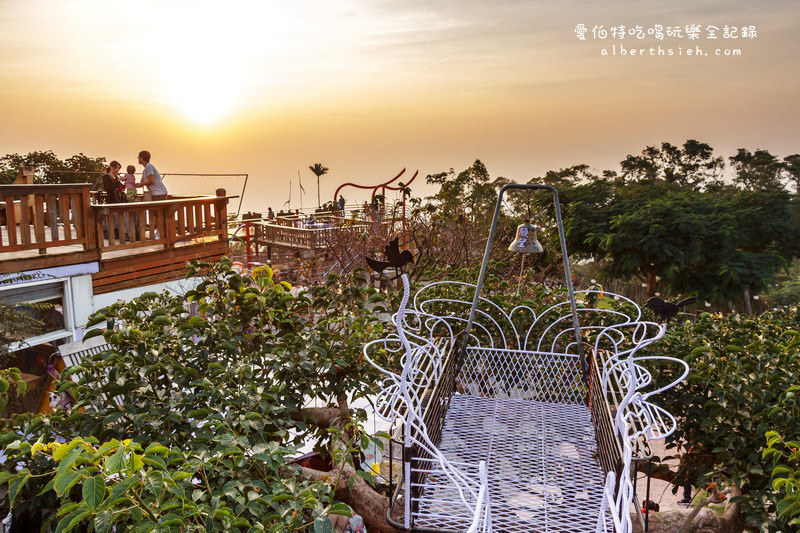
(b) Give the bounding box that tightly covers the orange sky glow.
[0,0,798,211]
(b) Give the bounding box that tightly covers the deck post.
[81,184,97,251]
[215,188,227,242]
[165,204,177,250]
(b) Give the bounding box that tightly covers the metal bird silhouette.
[644,297,696,322]
[365,237,414,278]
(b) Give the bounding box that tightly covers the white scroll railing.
[364,278,688,532]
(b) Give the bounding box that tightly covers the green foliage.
[0,150,106,184]
[765,261,800,307]
[763,431,800,526]
[768,278,800,307]
[0,368,28,412]
[1,435,338,532]
[651,309,800,530]
[411,141,800,304]
[545,142,800,302]
[785,154,800,194]
[619,140,724,187]
[730,148,785,191]
[0,258,387,530]
[424,160,511,226]
[411,160,527,277]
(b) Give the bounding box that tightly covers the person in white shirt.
[136,150,168,201]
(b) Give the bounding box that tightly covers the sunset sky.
[0,0,798,212]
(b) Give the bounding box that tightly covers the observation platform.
[0,183,233,292]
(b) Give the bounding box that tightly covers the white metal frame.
[363,275,687,532]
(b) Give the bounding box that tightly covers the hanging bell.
[508,221,543,254]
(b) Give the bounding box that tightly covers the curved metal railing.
[364,276,687,532]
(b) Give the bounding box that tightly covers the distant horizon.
[1,0,798,212]
[4,137,796,215]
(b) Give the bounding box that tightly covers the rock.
[647,508,720,532]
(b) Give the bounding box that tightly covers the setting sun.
[161,40,241,125]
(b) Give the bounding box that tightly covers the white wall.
[92,277,203,316]
[70,274,94,328]
[68,277,203,340]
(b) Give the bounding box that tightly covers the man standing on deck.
[137,150,168,201]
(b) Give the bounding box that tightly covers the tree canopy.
[533,141,800,303]
[0,151,106,184]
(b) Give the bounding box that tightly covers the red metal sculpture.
[332,168,419,237]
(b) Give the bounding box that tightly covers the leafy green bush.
[763,431,800,527]
[765,261,800,307]
[3,436,341,532]
[651,309,800,530]
[0,259,392,531]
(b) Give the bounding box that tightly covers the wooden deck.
[1,183,233,292]
[250,214,401,253]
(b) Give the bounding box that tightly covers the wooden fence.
[93,195,228,252]
[0,184,232,273]
[251,221,380,250]
[0,184,95,255]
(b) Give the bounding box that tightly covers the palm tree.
[309,163,329,208]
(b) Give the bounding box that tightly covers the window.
[0,278,75,352]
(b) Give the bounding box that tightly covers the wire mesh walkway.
[413,394,606,532]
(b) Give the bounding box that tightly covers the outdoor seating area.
[0,184,233,290]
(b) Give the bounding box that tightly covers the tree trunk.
[743,287,753,315]
[294,464,393,532]
[288,397,396,532]
[646,270,658,297]
[717,485,745,533]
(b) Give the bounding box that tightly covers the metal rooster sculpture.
[365,237,414,279]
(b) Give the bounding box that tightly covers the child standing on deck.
[123,165,137,201]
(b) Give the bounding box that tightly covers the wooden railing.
[251,220,389,250]
[1,184,232,268]
[0,184,95,255]
[251,223,331,250]
[93,194,230,252]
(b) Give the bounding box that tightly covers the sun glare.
[157,7,250,125]
[5,1,414,126]
[165,60,238,125]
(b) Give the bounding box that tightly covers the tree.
[619,140,724,188]
[0,151,64,184]
[783,154,800,194]
[651,309,800,531]
[412,160,516,275]
[425,159,510,225]
[0,259,396,531]
[730,148,784,191]
[62,153,108,185]
[308,163,329,208]
[0,151,106,185]
[549,141,800,303]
